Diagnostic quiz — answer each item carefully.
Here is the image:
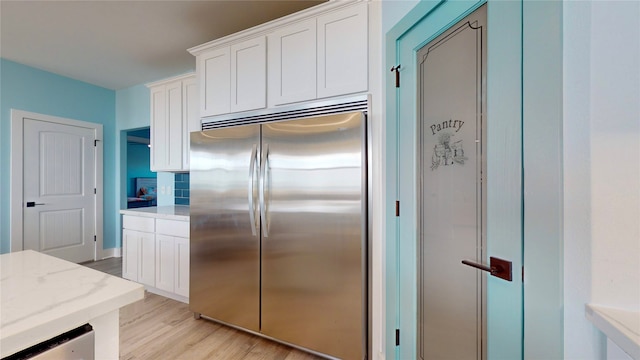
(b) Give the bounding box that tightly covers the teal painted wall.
[116,84,149,130]
[115,84,151,249]
[0,58,116,252]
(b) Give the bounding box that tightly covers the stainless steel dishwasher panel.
[2,324,94,360]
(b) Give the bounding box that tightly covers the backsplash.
[174,173,190,205]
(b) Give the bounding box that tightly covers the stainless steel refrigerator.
[190,111,368,360]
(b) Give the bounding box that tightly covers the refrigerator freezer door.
[190,125,261,332]
[260,112,366,360]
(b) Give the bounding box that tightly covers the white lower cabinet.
[122,229,156,287]
[174,237,190,298]
[155,234,190,298]
[155,234,175,293]
[122,229,142,282]
[122,215,189,303]
[139,232,156,287]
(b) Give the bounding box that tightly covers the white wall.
[588,1,640,311]
[564,1,640,358]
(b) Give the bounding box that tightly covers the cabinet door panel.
[122,229,139,282]
[317,3,368,98]
[150,86,167,171]
[200,48,231,116]
[156,234,175,292]
[269,19,317,105]
[174,237,189,298]
[183,77,199,170]
[167,81,183,170]
[138,232,156,287]
[231,37,266,113]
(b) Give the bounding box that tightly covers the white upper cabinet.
[150,85,169,171]
[317,2,368,98]
[199,47,231,117]
[268,19,317,105]
[231,36,267,112]
[189,1,368,117]
[183,76,199,170]
[148,73,198,172]
[166,81,183,169]
[198,37,266,117]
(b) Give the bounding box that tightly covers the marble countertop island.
[119,205,189,221]
[1,250,144,358]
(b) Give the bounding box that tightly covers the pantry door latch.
[461,257,513,282]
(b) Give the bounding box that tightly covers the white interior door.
[22,118,97,263]
[418,6,486,359]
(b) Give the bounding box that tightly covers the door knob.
[462,256,512,281]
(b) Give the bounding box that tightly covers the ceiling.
[1,0,325,90]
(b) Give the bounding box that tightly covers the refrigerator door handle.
[248,144,258,236]
[259,144,269,238]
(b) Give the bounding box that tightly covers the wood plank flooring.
[82,257,325,360]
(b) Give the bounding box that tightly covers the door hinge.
[395,200,400,217]
[522,266,525,282]
[94,139,101,146]
[94,235,97,242]
[391,65,401,87]
[395,329,400,346]
[94,188,97,194]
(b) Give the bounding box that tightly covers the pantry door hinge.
[94,235,97,242]
[94,139,99,146]
[94,188,97,194]
[395,329,400,346]
[391,65,401,87]
[395,201,400,217]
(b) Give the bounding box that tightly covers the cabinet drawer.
[156,219,189,237]
[123,215,155,232]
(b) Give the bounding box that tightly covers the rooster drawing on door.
[431,132,467,170]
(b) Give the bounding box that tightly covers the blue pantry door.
[385,1,523,359]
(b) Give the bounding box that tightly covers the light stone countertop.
[119,205,189,221]
[0,250,144,357]
[586,304,640,359]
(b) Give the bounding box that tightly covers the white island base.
[1,250,144,359]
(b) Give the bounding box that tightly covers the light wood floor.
[82,258,325,360]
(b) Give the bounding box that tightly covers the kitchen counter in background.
[0,250,144,358]
[119,205,189,220]
[120,205,190,303]
[586,304,640,359]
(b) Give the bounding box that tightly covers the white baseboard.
[100,247,122,259]
[145,286,189,304]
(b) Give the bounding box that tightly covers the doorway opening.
[124,127,156,209]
